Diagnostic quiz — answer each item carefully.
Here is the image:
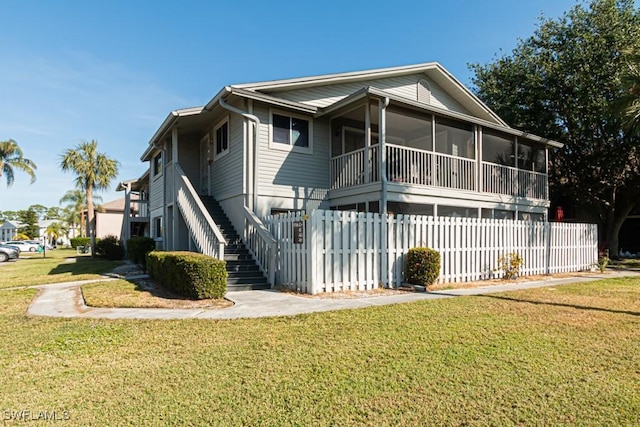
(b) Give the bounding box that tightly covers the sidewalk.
[23,268,640,320]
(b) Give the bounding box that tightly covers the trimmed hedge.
[69,237,91,249]
[405,247,441,287]
[146,251,227,299]
[95,235,125,260]
[126,236,157,268]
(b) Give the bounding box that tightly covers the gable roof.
[231,62,507,126]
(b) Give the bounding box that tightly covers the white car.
[4,240,42,252]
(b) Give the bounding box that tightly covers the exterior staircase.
[199,196,270,291]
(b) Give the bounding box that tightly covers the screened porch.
[329,101,549,200]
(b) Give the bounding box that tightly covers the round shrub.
[95,235,125,260]
[126,236,157,267]
[405,247,441,287]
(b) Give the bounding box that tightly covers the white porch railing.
[174,163,226,259]
[434,152,476,191]
[330,145,379,189]
[387,145,433,185]
[243,206,278,286]
[330,144,548,199]
[483,162,548,200]
[129,199,148,219]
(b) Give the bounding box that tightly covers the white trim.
[213,115,230,160]
[268,109,314,155]
[152,152,163,178]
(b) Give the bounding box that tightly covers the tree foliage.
[470,0,640,254]
[17,208,39,239]
[0,139,37,188]
[618,48,640,136]
[60,140,119,254]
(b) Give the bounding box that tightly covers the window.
[153,152,162,176]
[271,111,312,152]
[154,217,163,239]
[214,118,229,159]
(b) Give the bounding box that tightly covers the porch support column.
[476,126,482,193]
[123,182,132,248]
[379,97,390,288]
[379,98,389,214]
[172,127,179,251]
[364,101,371,184]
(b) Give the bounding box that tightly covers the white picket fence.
[264,210,598,294]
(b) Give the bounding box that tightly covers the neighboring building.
[0,220,25,241]
[83,196,148,241]
[127,62,564,289]
[117,171,150,243]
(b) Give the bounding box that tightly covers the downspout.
[380,97,390,214]
[219,98,261,214]
[379,97,390,288]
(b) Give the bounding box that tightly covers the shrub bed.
[405,247,441,287]
[126,236,156,268]
[146,251,227,299]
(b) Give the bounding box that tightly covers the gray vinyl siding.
[178,137,200,188]
[210,113,244,200]
[266,74,471,115]
[149,159,164,213]
[254,103,330,213]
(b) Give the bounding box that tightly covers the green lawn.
[0,248,121,288]
[0,274,638,425]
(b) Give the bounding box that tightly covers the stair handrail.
[174,162,227,259]
[243,205,278,286]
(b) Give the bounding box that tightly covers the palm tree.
[45,222,64,247]
[60,140,119,254]
[59,189,103,237]
[619,49,640,136]
[0,139,37,187]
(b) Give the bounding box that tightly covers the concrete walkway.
[21,268,640,320]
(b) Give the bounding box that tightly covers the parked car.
[0,244,19,262]
[4,240,42,252]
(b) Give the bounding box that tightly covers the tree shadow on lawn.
[100,277,231,309]
[128,277,198,301]
[47,256,120,277]
[472,293,640,317]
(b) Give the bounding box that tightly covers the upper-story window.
[214,117,229,159]
[152,152,162,177]
[270,111,312,153]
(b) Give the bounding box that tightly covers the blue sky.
[0,0,580,212]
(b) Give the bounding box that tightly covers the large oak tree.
[471,0,640,256]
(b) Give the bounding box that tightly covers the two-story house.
[127,62,563,290]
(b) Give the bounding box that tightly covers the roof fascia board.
[141,107,204,161]
[203,86,317,114]
[232,62,441,91]
[426,64,508,127]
